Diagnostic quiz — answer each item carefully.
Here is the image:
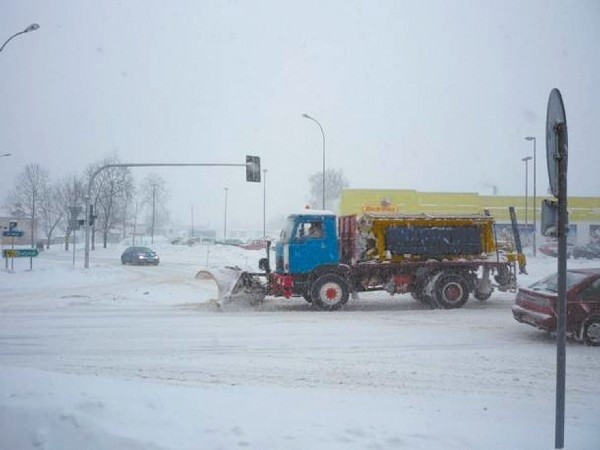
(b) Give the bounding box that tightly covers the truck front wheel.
[434,273,470,309]
[311,274,349,311]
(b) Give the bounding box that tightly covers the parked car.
[216,239,244,246]
[512,268,600,346]
[572,242,600,259]
[120,246,160,266]
[538,240,575,258]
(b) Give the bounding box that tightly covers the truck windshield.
[280,217,296,244]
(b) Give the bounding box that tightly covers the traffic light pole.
[83,160,260,268]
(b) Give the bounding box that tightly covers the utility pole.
[224,187,229,240]
[151,184,157,244]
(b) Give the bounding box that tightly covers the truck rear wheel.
[311,274,349,311]
[434,273,470,309]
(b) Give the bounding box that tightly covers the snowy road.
[1,243,599,449]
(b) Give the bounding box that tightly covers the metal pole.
[522,156,532,245]
[533,138,537,257]
[133,202,138,245]
[263,169,268,238]
[191,204,194,238]
[525,159,529,227]
[224,187,228,240]
[555,124,568,449]
[151,184,157,245]
[302,113,326,209]
[30,188,35,270]
[526,136,537,257]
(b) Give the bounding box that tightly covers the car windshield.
[528,271,589,293]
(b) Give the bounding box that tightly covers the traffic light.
[89,205,97,226]
[246,155,261,182]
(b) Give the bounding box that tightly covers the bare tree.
[37,180,64,249]
[308,168,349,211]
[3,164,49,246]
[86,155,134,249]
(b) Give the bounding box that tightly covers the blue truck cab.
[275,211,339,275]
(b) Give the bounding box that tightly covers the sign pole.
[545,88,568,450]
[72,229,76,267]
[555,122,568,449]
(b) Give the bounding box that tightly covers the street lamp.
[525,136,537,257]
[0,24,40,53]
[223,187,228,240]
[302,113,326,209]
[150,184,157,244]
[263,169,267,239]
[522,156,533,247]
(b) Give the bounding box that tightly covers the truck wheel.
[434,273,470,309]
[311,274,349,311]
[584,317,600,346]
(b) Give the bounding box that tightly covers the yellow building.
[339,189,600,245]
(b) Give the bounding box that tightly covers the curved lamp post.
[302,113,326,209]
[0,24,40,53]
[525,136,537,256]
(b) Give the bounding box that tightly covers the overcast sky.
[1,0,599,233]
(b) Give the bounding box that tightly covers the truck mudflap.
[195,266,266,307]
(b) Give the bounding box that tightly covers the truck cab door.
[288,219,338,274]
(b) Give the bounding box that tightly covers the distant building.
[339,189,600,245]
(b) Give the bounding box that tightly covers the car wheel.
[434,272,470,309]
[583,317,600,346]
[310,274,349,311]
[121,257,126,265]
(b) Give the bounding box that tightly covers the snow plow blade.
[195,266,266,307]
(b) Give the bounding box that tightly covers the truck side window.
[297,222,323,239]
[308,222,323,238]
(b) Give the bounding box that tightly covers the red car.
[512,268,600,346]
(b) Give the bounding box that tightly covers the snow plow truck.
[197,209,526,311]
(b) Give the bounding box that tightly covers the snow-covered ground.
[1,242,599,450]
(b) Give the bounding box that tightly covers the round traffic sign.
[545,88,568,198]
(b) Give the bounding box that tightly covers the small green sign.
[3,248,39,258]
